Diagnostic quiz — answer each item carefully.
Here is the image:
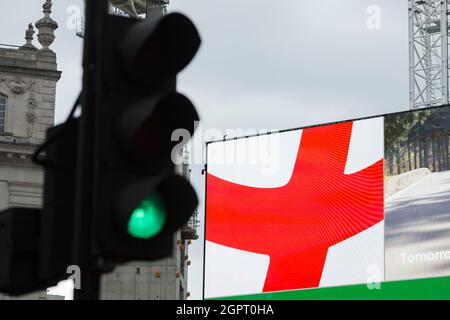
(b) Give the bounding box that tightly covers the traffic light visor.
[116,93,199,162]
[120,13,201,83]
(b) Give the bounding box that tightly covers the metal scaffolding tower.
[76,1,169,38]
[409,0,450,109]
[109,0,169,17]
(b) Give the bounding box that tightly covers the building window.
[0,95,6,133]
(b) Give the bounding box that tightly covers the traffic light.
[0,118,79,294]
[0,114,79,295]
[38,118,78,282]
[0,208,41,295]
[90,12,201,264]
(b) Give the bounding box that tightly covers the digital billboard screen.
[204,106,450,299]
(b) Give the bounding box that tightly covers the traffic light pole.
[73,0,108,300]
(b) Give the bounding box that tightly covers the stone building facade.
[0,0,61,300]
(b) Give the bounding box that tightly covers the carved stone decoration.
[20,23,38,51]
[26,23,35,39]
[0,77,35,95]
[26,96,37,124]
[26,112,37,125]
[35,0,58,52]
[26,94,38,138]
[28,95,38,109]
[0,151,36,168]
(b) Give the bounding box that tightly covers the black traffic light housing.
[93,12,201,264]
[0,208,41,295]
[39,119,78,282]
[0,120,79,295]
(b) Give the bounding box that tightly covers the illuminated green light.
[127,193,167,239]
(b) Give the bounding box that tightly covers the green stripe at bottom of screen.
[212,276,450,300]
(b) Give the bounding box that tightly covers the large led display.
[204,106,450,299]
[205,118,385,299]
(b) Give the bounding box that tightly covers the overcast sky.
[1,0,409,300]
